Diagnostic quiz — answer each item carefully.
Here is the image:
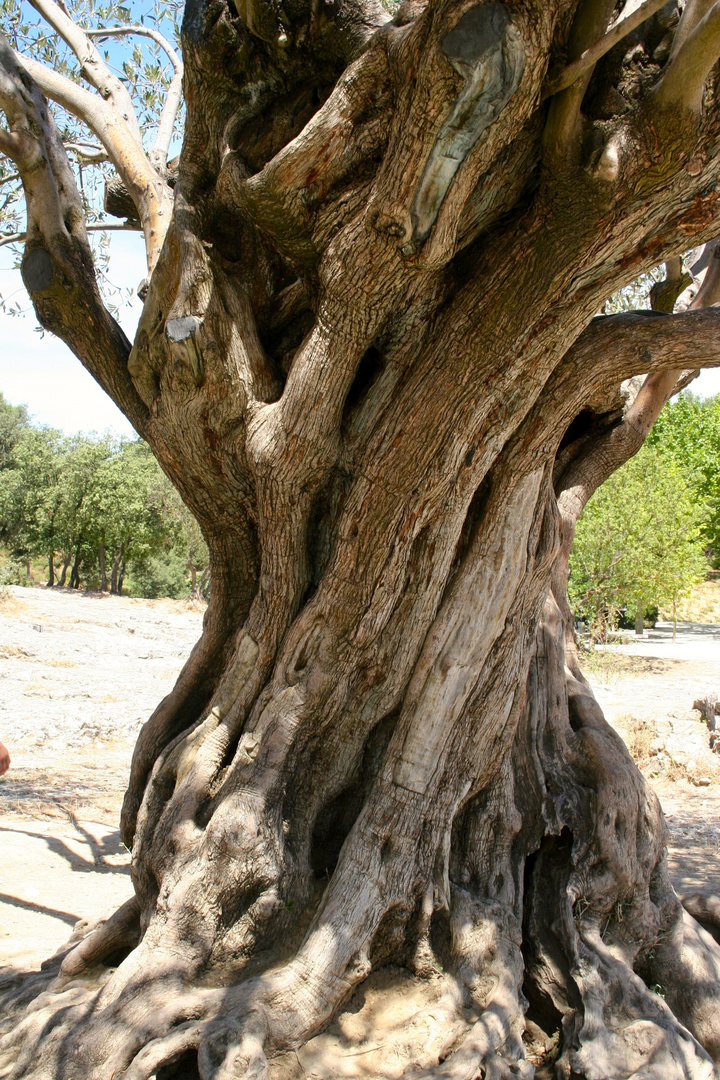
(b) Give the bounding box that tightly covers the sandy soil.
[589,623,720,895]
[1,587,719,979]
[0,585,204,971]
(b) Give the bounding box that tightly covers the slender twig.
[0,221,142,247]
[86,26,183,167]
[0,230,23,246]
[64,140,108,161]
[544,0,670,98]
[86,26,181,74]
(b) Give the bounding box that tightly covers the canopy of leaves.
[0,390,29,468]
[647,390,720,566]
[0,417,208,597]
[568,444,708,632]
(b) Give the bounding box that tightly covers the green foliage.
[125,549,191,600]
[0,392,30,469]
[569,446,708,633]
[603,265,666,314]
[0,411,208,598]
[646,391,720,566]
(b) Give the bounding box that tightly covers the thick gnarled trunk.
[3,406,720,1080]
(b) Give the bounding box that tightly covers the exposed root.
[683,894,720,946]
[59,896,140,977]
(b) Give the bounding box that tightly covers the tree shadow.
[0,809,130,876]
[0,891,79,927]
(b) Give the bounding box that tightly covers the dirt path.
[0,586,204,971]
[588,624,720,895]
[1,589,719,975]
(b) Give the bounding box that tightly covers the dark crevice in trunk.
[341,343,384,432]
[557,408,595,454]
[155,1050,201,1080]
[522,828,580,1031]
[305,467,351,593]
[444,472,494,595]
[308,710,397,879]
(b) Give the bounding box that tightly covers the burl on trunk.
[2,0,720,1077]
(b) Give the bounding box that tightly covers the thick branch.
[544,0,670,98]
[669,0,718,61]
[654,0,720,112]
[27,0,143,145]
[0,35,148,433]
[542,0,617,164]
[566,306,720,386]
[691,240,720,306]
[86,26,183,168]
[14,53,171,269]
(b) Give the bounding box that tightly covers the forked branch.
[86,26,183,169]
[544,0,670,98]
[14,52,171,269]
[0,34,148,432]
[27,0,143,144]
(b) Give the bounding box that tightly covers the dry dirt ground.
[1,586,719,982]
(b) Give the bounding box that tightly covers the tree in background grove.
[647,389,720,566]
[0,399,209,596]
[569,444,708,637]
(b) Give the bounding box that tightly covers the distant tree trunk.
[187,559,197,597]
[46,552,54,588]
[98,543,108,591]
[635,608,644,635]
[57,552,72,587]
[69,544,83,589]
[25,559,32,583]
[118,557,126,595]
[110,544,125,595]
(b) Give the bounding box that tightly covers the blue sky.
[0,232,145,437]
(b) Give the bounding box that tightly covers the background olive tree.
[0,396,209,595]
[569,443,708,635]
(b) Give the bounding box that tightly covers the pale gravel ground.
[0,585,204,971]
[0,590,719,973]
[589,621,720,896]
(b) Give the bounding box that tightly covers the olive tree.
[2,1,720,1077]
